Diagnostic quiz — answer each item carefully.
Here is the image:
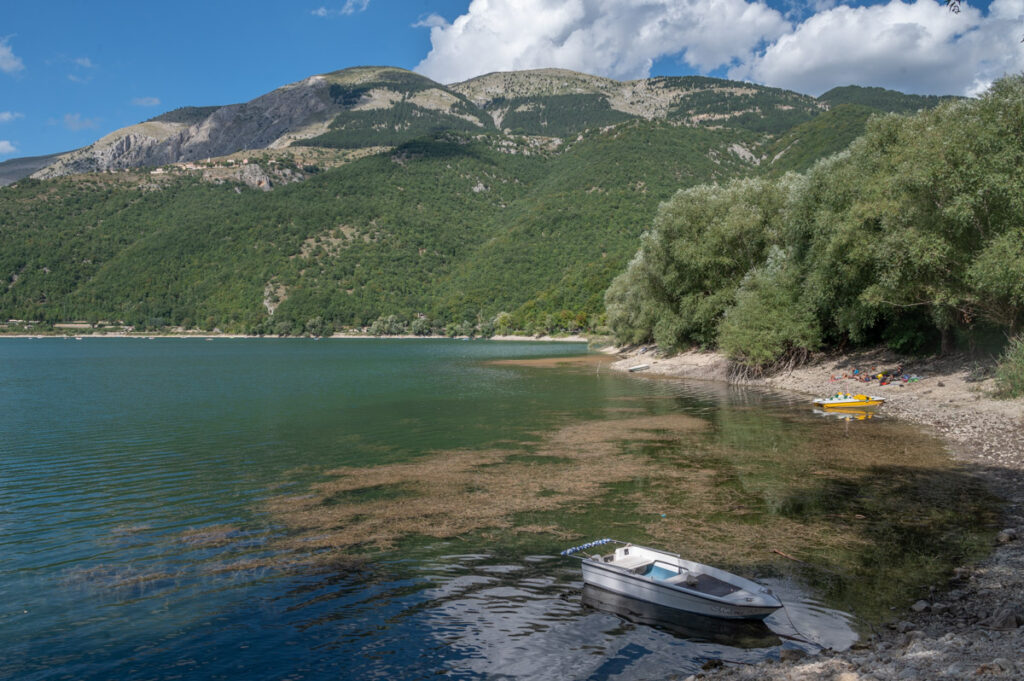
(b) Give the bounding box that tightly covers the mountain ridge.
[14,67,954,183]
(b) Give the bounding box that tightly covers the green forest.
[606,76,1024,380]
[1,72,988,354]
[0,125,752,336]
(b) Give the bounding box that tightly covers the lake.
[0,338,995,680]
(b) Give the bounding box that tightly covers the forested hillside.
[607,76,1024,367]
[0,68,955,336]
[0,125,755,335]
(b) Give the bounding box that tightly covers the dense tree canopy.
[607,75,1024,364]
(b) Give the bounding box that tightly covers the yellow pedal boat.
[813,393,885,409]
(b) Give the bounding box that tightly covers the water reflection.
[413,553,745,679]
[402,553,854,679]
[812,407,877,421]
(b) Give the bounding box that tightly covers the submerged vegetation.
[607,76,1024,369]
[261,390,995,625]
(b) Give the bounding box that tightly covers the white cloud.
[413,14,448,29]
[730,0,1024,96]
[132,97,161,107]
[414,0,791,83]
[67,55,97,84]
[0,140,16,155]
[341,0,369,13]
[0,111,23,123]
[311,0,369,17]
[64,113,99,131]
[414,0,1024,96]
[0,37,24,75]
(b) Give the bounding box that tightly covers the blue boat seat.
[638,562,682,581]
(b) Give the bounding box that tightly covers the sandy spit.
[610,346,1024,681]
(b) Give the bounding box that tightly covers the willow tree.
[831,77,1023,349]
[718,246,821,366]
[607,75,1024,363]
[606,177,790,350]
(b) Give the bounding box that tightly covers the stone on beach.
[996,528,1018,544]
[982,607,1021,630]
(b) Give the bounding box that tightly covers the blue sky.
[2,0,1021,159]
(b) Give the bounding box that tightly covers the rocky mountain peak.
[13,66,951,183]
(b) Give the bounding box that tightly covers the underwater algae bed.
[263,392,999,626]
[266,411,710,550]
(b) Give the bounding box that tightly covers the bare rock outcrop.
[33,76,336,179]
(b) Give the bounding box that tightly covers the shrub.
[369,315,407,336]
[409,317,432,336]
[994,336,1024,398]
[305,316,331,338]
[717,247,820,367]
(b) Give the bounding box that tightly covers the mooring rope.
[776,599,826,650]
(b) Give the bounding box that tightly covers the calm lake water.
[2,338,977,680]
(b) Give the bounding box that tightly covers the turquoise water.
[0,338,855,680]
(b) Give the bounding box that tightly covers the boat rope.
[560,538,614,556]
[776,599,826,650]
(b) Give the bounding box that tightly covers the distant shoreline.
[0,331,589,343]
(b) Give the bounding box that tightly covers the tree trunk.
[940,326,955,355]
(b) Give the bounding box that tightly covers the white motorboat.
[580,584,780,647]
[562,539,782,620]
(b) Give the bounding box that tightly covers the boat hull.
[581,585,780,647]
[581,560,779,620]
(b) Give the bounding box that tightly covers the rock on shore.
[611,347,1024,681]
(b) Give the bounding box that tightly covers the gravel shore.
[610,347,1024,681]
